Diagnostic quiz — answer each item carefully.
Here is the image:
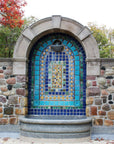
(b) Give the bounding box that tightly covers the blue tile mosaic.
[28,33,86,116]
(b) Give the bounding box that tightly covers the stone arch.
[13,15,100,76]
[14,16,99,138]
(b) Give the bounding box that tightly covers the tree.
[0,0,27,28]
[108,29,114,58]
[0,16,38,57]
[88,22,114,58]
[0,26,22,57]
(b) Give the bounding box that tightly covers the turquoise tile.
[50,101,54,105]
[54,101,59,105]
[74,51,78,56]
[34,90,39,95]
[35,61,40,65]
[39,46,44,51]
[70,46,76,51]
[47,40,52,45]
[35,71,39,75]
[37,51,42,55]
[35,85,39,89]
[75,56,79,60]
[64,101,68,106]
[43,43,48,48]
[33,101,39,106]
[45,101,49,105]
[75,61,79,65]
[75,66,80,71]
[75,71,79,75]
[34,95,39,100]
[75,76,79,80]
[75,80,80,85]
[35,56,40,61]
[75,90,80,95]
[35,76,39,80]
[35,80,39,85]
[68,42,72,48]
[75,86,80,90]
[63,40,67,45]
[40,101,45,105]
[35,66,39,71]
[39,101,75,106]
[75,95,80,100]
[75,101,80,106]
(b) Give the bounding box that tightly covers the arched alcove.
[13,16,100,138]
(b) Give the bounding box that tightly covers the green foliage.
[88,22,114,58]
[0,26,22,57]
[23,16,38,28]
[0,16,38,57]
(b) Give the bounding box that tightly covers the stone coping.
[25,115,87,119]
[0,58,27,62]
[86,58,114,62]
[0,58,113,62]
[0,58,14,62]
[91,126,114,140]
[91,126,114,134]
[20,117,92,125]
[0,125,20,132]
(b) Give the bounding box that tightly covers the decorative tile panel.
[28,33,86,116]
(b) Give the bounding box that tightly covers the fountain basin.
[20,116,92,138]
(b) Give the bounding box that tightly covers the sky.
[24,0,114,29]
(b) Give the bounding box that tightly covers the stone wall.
[0,59,27,125]
[0,58,114,127]
[86,59,114,126]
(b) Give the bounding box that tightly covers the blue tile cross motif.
[28,33,86,116]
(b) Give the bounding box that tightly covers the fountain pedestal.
[20,116,92,138]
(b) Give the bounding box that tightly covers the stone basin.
[20,116,92,139]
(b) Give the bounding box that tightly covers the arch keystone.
[52,15,61,28]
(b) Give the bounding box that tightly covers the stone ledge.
[0,132,20,138]
[91,126,114,134]
[20,117,91,125]
[0,58,28,62]
[86,58,114,62]
[91,126,114,140]
[0,58,13,62]
[91,134,114,140]
[0,125,20,132]
[0,58,113,63]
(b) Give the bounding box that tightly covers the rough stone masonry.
[86,60,114,126]
[0,60,27,125]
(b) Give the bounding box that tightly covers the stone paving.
[0,137,114,144]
